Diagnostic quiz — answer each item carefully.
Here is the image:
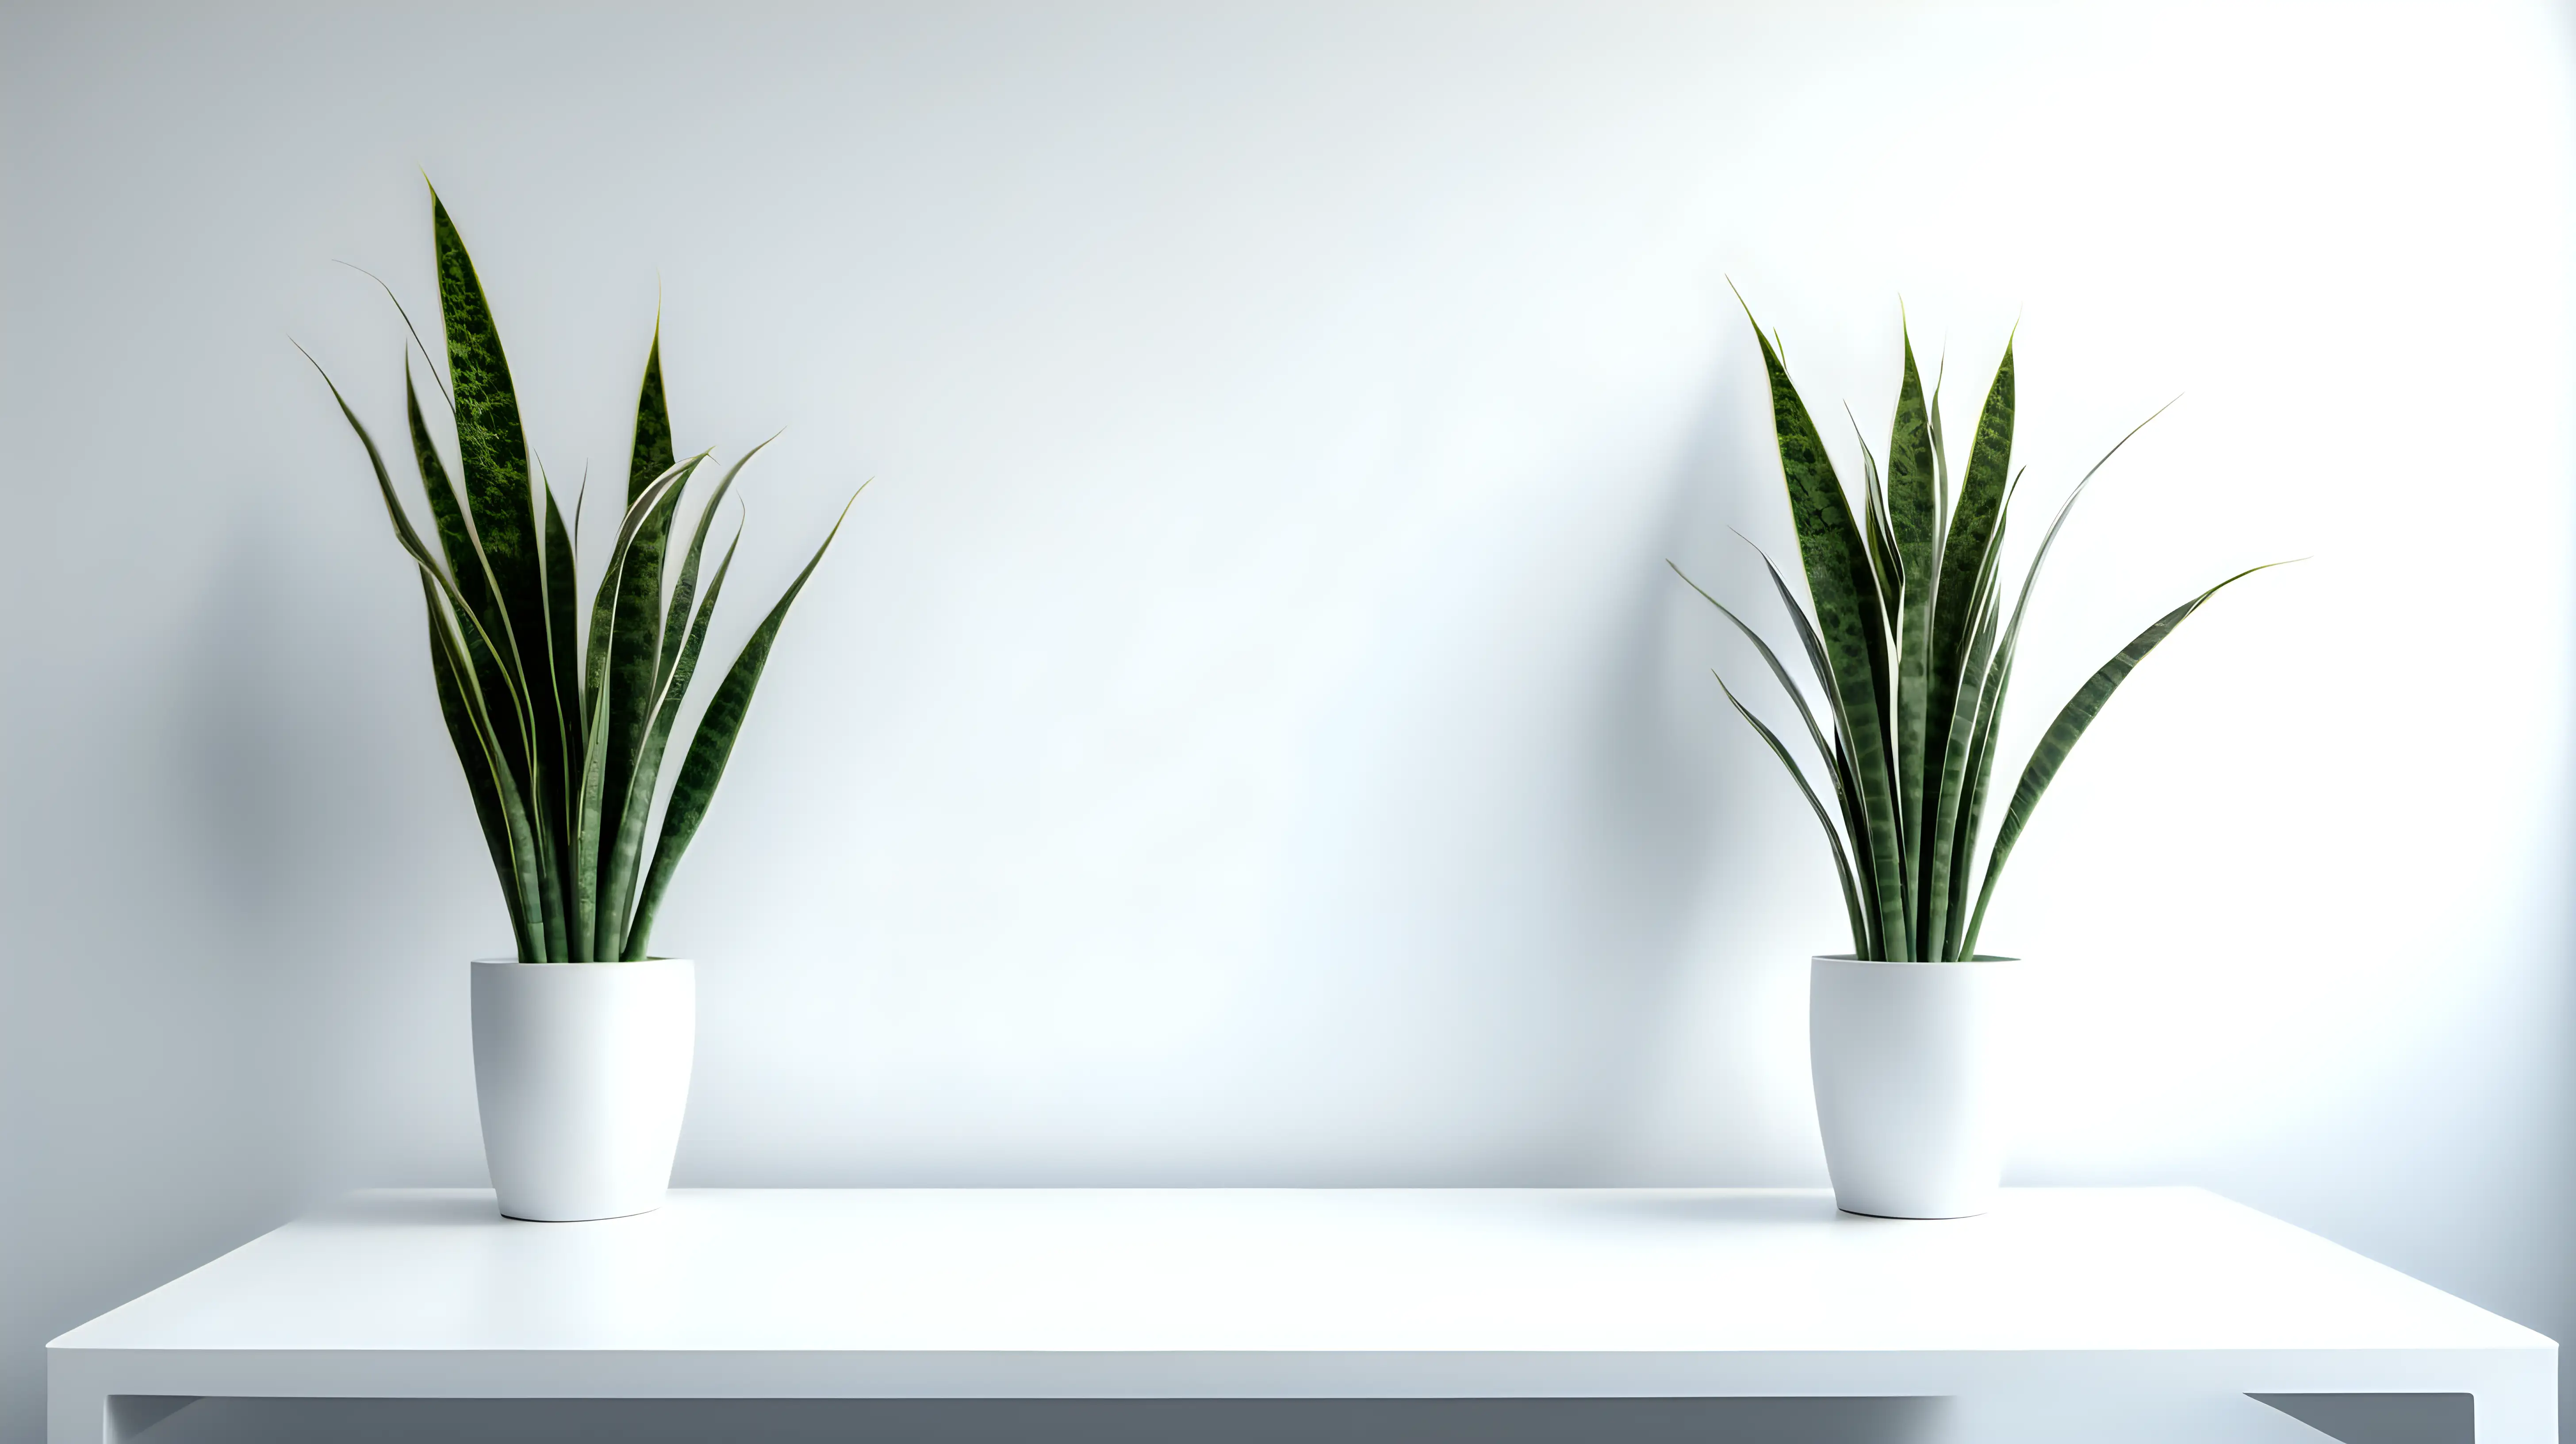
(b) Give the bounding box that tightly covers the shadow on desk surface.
[129,1393,2462,1444]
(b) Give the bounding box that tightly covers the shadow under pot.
[1809,954,2020,1220]
[470,957,696,1222]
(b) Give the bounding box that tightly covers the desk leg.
[47,1391,193,1444]
[2472,1379,2557,1444]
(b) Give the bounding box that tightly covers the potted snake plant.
[1677,300,2278,1219]
[310,187,855,1221]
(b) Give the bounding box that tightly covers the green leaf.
[1744,308,1910,957]
[542,482,582,888]
[1885,332,1939,942]
[429,190,548,718]
[595,384,689,952]
[1712,671,1867,957]
[597,333,682,905]
[406,357,539,822]
[430,188,588,958]
[415,570,550,963]
[424,575,533,960]
[606,524,742,958]
[402,358,495,640]
[1851,419,1902,614]
[1920,506,2009,959]
[1918,343,2013,908]
[1940,583,2006,960]
[305,349,529,740]
[625,492,859,959]
[1960,562,2286,956]
[572,453,707,959]
[657,437,775,692]
[627,325,677,506]
[1755,550,1880,959]
[1932,407,2170,957]
[1670,561,1836,784]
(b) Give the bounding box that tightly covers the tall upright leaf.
[403,360,494,639]
[1758,552,1880,959]
[625,496,857,959]
[571,454,705,959]
[1683,304,2278,961]
[603,527,741,956]
[430,191,545,693]
[1922,510,2009,957]
[541,482,582,909]
[1941,587,2007,960]
[1884,334,1939,940]
[431,189,572,955]
[1747,320,1911,957]
[328,188,866,965]
[1918,346,2013,876]
[403,361,536,806]
[425,576,534,961]
[594,333,685,947]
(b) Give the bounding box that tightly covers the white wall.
[3,0,2571,1437]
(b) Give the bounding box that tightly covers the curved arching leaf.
[1961,562,2288,955]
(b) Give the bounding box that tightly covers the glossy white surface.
[469,959,696,1222]
[1810,957,2018,1219]
[46,1188,2555,1441]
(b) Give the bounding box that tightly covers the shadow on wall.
[1522,369,1762,1175]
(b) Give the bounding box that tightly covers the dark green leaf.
[1961,562,2287,955]
[597,332,683,901]
[658,438,774,692]
[1743,306,1910,956]
[625,492,858,958]
[429,189,548,718]
[1756,550,1879,958]
[1713,671,1867,957]
[1920,507,2008,959]
[1886,332,1939,938]
[1919,343,2013,902]
[571,453,707,958]
[541,481,582,937]
[605,525,741,957]
[1940,583,2005,960]
[424,575,533,959]
[1671,561,1836,784]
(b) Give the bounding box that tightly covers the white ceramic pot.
[1809,954,2019,1219]
[470,957,696,1222]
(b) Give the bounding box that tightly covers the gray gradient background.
[3,2,2572,1440]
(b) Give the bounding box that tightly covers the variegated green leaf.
[1960,563,2286,955]
[1713,671,1867,956]
[425,574,534,959]
[596,331,684,924]
[625,492,859,958]
[1885,332,1939,941]
[1743,310,1911,956]
[1918,343,2012,900]
[572,452,706,959]
[606,525,743,958]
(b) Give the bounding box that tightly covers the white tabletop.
[46,1186,2558,1444]
[55,1185,2544,1358]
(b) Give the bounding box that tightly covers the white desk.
[47,1187,2555,1443]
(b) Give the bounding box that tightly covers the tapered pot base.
[470,958,696,1222]
[1809,954,2019,1221]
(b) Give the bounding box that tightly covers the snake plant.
[308,188,854,962]
[1677,304,2277,961]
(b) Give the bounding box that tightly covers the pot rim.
[471,956,695,968]
[1811,952,2019,965]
